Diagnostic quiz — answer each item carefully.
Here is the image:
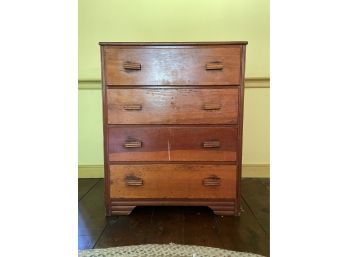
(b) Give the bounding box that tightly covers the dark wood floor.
[78,178,270,256]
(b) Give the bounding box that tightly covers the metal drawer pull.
[203,140,220,148]
[203,103,221,110]
[123,140,142,148]
[123,61,141,70]
[125,175,143,186]
[123,104,142,111]
[203,175,221,186]
[205,62,224,70]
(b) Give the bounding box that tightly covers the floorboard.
[241,179,270,236]
[94,206,154,248]
[78,179,108,250]
[146,206,185,245]
[214,198,270,256]
[78,178,100,201]
[78,178,270,256]
[258,178,270,192]
[183,206,224,248]
[79,235,100,250]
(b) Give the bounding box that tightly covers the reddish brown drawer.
[108,126,237,162]
[103,46,241,85]
[109,164,237,199]
[170,127,237,161]
[107,88,239,124]
[108,127,169,161]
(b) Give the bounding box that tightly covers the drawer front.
[170,127,237,161]
[108,127,169,161]
[104,46,241,85]
[107,88,239,124]
[108,127,237,162]
[109,164,237,199]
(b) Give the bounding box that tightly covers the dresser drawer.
[103,46,241,85]
[108,127,170,161]
[108,126,237,161]
[109,164,237,199]
[170,127,237,161]
[107,88,239,124]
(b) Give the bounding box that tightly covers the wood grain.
[170,127,237,161]
[235,44,247,214]
[101,45,111,215]
[94,207,154,248]
[145,207,185,244]
[108,126,237,161]
[78,178,268,256]
[99,42,248,46]
[109,164,237,199]
[78,180,108,248]
[78,178,100,200]
[104,46,241,85]
[107,88,239,124]
[241,178,270,235]
[214,198,270,256]
[100,42,247,216]
[108,127,169,161]
[183,206,224,248]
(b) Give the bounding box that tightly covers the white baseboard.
[78,164,270,178]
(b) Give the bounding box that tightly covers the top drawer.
[103,46,241,85]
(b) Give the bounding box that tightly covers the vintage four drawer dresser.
[99,42,247,216]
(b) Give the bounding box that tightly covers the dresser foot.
[110,206,136,216]
[209,205,236,216]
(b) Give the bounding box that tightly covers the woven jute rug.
[78,243,265,257]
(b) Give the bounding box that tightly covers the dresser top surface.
[99,41,248,46]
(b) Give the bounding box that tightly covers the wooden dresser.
[99,42,247,216]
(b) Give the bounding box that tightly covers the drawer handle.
[123,61,141,70]
[203,175,221,186]
[205,62,224,70]
[203,140,221,148]
[123,140,142,148]
[203,103,221,110]
[125,175,143,186]
[123,104,142,111]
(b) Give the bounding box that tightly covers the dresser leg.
[209,205,236,216]
[110,206,136,216]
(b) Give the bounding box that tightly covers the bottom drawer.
[109,164,237,199]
